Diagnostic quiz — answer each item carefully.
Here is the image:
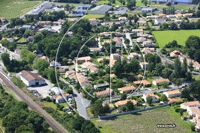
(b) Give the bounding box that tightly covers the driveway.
[60,78,90,119]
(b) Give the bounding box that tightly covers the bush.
[43,107,54,113]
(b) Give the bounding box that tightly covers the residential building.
[139,62,149,69]
[118,17,127,21]
[138,21,146,26]
[118,85,136,94]
[132,29,143,33]
[74,56,91,63]
[103,103,115,110]
[81,62,96,68]
[51,87,65,95]
[137,37,146,43]
[87,65,99,73]
[19,70,46,86]
[163,90,181,98]
[50,61,61,68]
[170,50,182,57]
[128,52,141,60]
[143,41,153,47]
[180,101,200,110]
[154,18,165,25]
[142,93,160,103]
[95,89,113,98]
[152,78,170,86]
[134,80,151,87]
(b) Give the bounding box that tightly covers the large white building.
[19,70,46,86]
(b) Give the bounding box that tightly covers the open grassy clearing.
[0,0,42,19]
[152,30,200,48]
[91,106,194,133]
[84,14,104,19]
[98,1,125,6]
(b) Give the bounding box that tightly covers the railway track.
[0,71,67,133]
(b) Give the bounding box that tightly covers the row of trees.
[160,19,200,30]
[0,84,53,133]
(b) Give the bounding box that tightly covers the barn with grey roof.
[90,5,112,14]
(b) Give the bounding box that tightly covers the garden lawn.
[91,106,194,133]
[84,14,104,19]
[0,0,42,19]
[152,30,200,48]
[98,1,124,6]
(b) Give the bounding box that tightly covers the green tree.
[32,58,49,75]
[120,93,127,100]
[91,99,105,116]
[147,95,153,105]
[20,49,29,60]
[174,57,181,78]
[1,53,10,69]
[160,81,169,88]
[26,52,36,64]
[126,100,135,111]
[160,94,167,102]
[183,58,188,73]
[47,68,60,84]
[104,103,111,113]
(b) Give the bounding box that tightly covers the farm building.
[90,5,112,14]
[19,70,46,87]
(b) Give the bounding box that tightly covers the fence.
[98,104,169,119]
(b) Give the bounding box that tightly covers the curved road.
[0,71,67,133]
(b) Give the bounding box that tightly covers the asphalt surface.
[0,70,67,133]
[60,78,90,120]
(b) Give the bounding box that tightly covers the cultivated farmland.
[91,106,194,133]
[152,30,200,48]
[0,0,42,19]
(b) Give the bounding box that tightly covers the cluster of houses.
[170,50,200,70]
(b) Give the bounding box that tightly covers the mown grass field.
[91,106,194,133]
[0,0,42,19]
[152,30,200,47]
[84,14,104,19]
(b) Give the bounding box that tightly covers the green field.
[152,30,200,47]
[0,0,42,19]
[91,106,194,133]
[84,14,104,19]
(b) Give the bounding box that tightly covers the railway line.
[0,71,67,133]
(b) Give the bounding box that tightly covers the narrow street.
[60,78,90,119]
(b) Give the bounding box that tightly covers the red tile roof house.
[54,93,71,103]
[152,78,170,86]
[95,89,113,98]
[133,80,151,87]
[118,85,136,94]
[74,56,91,63]
[115,99,138,107]
[87,65,99,73]
[142,93,160,103]
[163,90,180,98]
[180,101,200,110]
[103,104,115,111]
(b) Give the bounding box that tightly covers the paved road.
[125,33,133,48]
[60,78,90,120]
[0,44,20,59]
[0,70,67,133]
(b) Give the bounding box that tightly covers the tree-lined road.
[0,71,67,133]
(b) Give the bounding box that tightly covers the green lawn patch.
[152,30,200,48]
[0,0,42,19]
[98,1,124,6]
[91,106,194,133]
[84,14,104,19]
[17,37,25,43]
